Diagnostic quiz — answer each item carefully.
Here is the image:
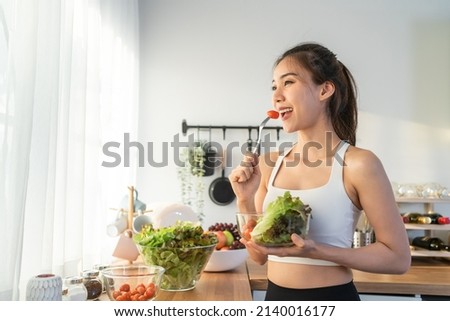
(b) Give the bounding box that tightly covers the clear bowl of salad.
[237,191,312,247]
[133,221,217,291]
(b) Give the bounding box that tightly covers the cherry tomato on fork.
[267,110,279,119]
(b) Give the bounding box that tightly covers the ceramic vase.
[26,274,62,301]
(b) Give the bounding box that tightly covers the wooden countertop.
[247,258,450,297]
[100,262,252,301]
[103,257,450,301]
[156,263,252,301]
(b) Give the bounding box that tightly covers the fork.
[252,116,271,156]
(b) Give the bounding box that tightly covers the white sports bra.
[264,141,361,266]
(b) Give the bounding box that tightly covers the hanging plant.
[177,142,206,222]
[189,141,206,177]
[189,141,216,177]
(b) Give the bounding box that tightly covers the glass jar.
[93,264,110,293]
[63,276,88,301]
[82,270,103,300]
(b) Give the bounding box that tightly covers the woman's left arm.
[323,148,411,273]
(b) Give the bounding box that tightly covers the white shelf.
[404,223,450,231]
[397,198,450,260]
[411,248,450,258]
[396,198,450,204]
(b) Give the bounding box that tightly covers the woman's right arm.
[228,153,261,213]
[229,151,277,264]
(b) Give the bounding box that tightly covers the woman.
[229,43,411,301]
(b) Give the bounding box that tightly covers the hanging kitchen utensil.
[112,186,140,263]
[112,230,140,262]
[202,127,216,177]
[209,148,235,206]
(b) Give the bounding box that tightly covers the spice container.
[82,270,103,300]
[93,264,110,293]
[63,276,87,301]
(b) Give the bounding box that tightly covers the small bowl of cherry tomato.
[102,265,165,301]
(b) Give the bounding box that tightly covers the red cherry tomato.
[136,285,146,295]
[113,282,158,301]
[243,228,252,241]
[267,110,279,119]
[112,290,121,299]
[119,283,130,292]
[145,287,155,299]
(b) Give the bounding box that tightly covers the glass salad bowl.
[236,192,312,247]
[133,221,217,291]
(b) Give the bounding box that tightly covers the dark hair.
[275,43,358,146]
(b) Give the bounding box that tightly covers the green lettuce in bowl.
[251,191,312,246]
[133,221,217,291]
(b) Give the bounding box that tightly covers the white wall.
[137,0,450,228]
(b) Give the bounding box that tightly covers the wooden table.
[156,263,252,300]
[247,258,450,297]
[102,258,450,300]
[100,263,252,301]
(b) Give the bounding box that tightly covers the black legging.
[265,279,361,301]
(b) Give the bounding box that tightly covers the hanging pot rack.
[181,119,283,140]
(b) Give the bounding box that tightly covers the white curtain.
[0,0,140,300]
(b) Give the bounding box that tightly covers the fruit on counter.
[212,230,234,250]
[223,230,234,246]
[112,282,156,301]
[213,231,228,250]
[208,222,246,250]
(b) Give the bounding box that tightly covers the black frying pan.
[209,149,235,206]
[209,169,235,206]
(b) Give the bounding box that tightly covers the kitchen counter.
[156,263,252,301]
[101,257,449,301]
[247,258,450,297]
[99,262,253,301]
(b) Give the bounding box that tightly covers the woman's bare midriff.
[267,261,353,289]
